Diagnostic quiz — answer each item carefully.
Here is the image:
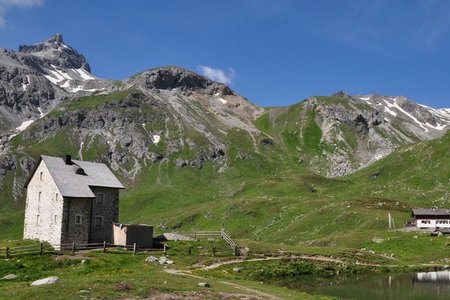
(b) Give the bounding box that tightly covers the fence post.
[103,241,107,253]
[133,243,137,255]
[212,244,216,256]
[5,246,10,259]
[72,242,76,254]
[188,245,192,255]
[39,242,44,255]
[163,244,167,256]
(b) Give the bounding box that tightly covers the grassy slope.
[0,91,449,264]
[0,240,321,300]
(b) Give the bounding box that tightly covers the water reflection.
[415,270,450,283]
[272,271,450,300]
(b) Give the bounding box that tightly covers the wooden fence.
[0,242,161,258]
[1,229,243,258]
[194,228,244,256]
[0,242,52,258]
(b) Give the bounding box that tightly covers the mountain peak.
[47,33,64,44]
[129,66,234,95]
[16,34,91,73]
[331,90,349,99]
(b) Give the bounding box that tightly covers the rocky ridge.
[0,34,449,203]
[0,34,113,150]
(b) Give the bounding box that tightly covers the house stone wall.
[61,197,92,244]
[89,187,119,243]
[23,161,64,246]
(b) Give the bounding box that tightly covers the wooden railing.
[58,242,162,255]
[194,230,222,237]
[0,242,51,258]
[1,242,160,258]
[221,229,244,256]
[194,228,244,256]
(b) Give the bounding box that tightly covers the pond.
[269,270,450,299]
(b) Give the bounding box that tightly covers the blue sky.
[2,0,450,108]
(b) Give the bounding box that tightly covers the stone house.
[23,155,124,246]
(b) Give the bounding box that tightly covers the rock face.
[0,34,113,150]
[0,34,449,207]
[263,92,450,177]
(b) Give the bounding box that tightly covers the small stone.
[232,267,242,273]
[198,282,210,287]
[166,260,174,265]
[159,257,168,265]
[31,276,59,286]
[81,260,86,264]
[145,256,158,262]
[1,274,18,280]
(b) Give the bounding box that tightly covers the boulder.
[159,256,168,265]
[198,282,210,288]
[31,276,59,286]
[145,256,158,262]
[1,274,18,280]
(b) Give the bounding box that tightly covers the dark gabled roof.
[25,155,124,198]
[412,208,450,216]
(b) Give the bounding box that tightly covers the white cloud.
[198,65,236,85]
[0,0,43,27]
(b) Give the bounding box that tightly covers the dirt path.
[163,268,281,300]
[200,254,352,271]
[163,254,382,299]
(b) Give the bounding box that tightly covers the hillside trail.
[198,254,379,270]
[163,253,385,299]
[163,268,281,300]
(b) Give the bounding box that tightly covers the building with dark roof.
[411,208,450,229]
[23,155,124,246]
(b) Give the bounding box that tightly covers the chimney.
[64,155,72,165]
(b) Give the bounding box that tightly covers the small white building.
[412,208,450,229]
[23,155,124,246]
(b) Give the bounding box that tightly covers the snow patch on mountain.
[384,106,397,117]
[74,68,95,80]
[16,120,34,132]
[152,135,161,144]
[43,64,98,93]
[22,75,30,91]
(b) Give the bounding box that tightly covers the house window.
[55,193,59,201]
[39,172,43,180]
[95,193,105,205]
[38,191,42,202]
[36,214,40,225]
[54,214,58,224]
[95,216,103,228]
[75,214,82,225]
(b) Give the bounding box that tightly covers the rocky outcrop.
[129,66,234,95]
[0,34,114,142]
[18,33,91,72]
